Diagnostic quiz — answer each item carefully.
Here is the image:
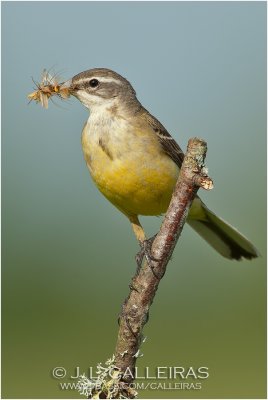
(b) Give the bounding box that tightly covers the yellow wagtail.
[65,68,258,261]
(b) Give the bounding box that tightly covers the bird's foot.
[135,235,161,279]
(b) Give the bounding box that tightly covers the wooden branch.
[114,138,213,392]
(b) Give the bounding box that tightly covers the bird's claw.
[135,235,161,278]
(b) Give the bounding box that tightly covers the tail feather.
[188,201,259,260]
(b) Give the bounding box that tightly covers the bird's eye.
[89,79,99,88]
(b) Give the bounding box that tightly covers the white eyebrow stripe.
[75,76,123,86]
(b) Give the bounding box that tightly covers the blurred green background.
[2,2,266,399]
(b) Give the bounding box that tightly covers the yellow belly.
[82,123,179,217]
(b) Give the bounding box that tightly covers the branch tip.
[193,175,214,190]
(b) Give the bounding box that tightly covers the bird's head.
[67,68,139,114]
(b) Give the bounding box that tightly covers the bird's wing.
[144,110,184,168]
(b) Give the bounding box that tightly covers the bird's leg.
[129,216,160,278]
[129,215,146,273]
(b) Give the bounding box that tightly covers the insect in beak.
[27,69,71,108]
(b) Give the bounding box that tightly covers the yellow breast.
[81,117,179,217]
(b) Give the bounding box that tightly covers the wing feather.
[142,109,184,168]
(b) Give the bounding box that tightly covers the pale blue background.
[2,2,266,399]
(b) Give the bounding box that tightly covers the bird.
[65,68,259,261]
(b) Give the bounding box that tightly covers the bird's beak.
[60,79,80,96]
